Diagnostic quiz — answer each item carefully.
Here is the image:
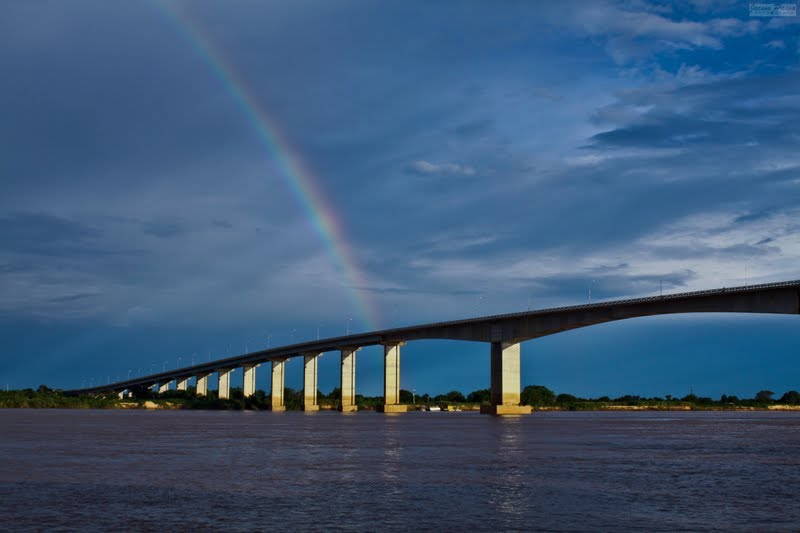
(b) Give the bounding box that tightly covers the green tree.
[445,390,466,403]
[467,389,490,404]
[778,390,800,404]
[521,385,555,406]
[556,393,578,404]
[755,390,775,402]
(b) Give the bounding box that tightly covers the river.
[1,409,799,531]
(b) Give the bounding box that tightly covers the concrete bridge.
[66,280,800,414]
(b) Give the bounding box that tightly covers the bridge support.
[243,364,257,398]
[270,360,286,411]
[481,341,532,415]
[339,348,358,412]
[218,369,232,400]
[378,343,407,413]
[158,381,170,395]
[176,377,188,392]
[303,353,321,411]
[196,373,209,396]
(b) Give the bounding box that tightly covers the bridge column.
[196,373,209,396]
[270,359,286,411]
[378,343,407,413]
[481,341,532,415]
[218,369,232,399]
[243,364,258,398]
[158,381,171,395]
[176,377,188,391]
[339,348,358,412]
[303,353,321,411]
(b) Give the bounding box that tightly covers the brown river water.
[1,409,799,531]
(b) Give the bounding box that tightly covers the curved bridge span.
[67,280,800,414]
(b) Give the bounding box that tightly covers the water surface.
[1,409,799,531]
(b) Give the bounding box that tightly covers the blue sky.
[1,0,799,398]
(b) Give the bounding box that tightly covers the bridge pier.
[196,373,209,396]
[176,377,188,392]
[158,381,171,395]
[378,343,407,413]
[339,348,358,412]
[243,364,257,398]
[303,353,321,411]
[218,369,232,399]
[270,359,286,411]
[481,341,532,415]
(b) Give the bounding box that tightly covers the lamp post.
[588,279,596,303]
[266,334,271,349]
[346,317,352,335]
[177,356,182,369]
[128,369,131,380]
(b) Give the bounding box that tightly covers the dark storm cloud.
[0,213,101,256]
[211,219,232,229]
[449,119,494,139]
[143,220,185,239]
[589,72,800,150]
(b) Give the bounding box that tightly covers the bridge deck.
[66,279,800,395]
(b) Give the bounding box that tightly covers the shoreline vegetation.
[2,385,799,411]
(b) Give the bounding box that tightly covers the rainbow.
[152,1,378,331]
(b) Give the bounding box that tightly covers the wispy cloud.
[406,160,477,177]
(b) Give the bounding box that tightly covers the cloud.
[765,39,785,49]
[142,220,184,239]
[406,160,476,177]
[552,4,761,65]
[586,71,800,152]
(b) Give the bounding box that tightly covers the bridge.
[66,280,800,414]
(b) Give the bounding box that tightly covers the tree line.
[1,384,799,409]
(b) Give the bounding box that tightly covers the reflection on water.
[1,409,800,531]
[493,417,525,525]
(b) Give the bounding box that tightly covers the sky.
[1,0,799,399]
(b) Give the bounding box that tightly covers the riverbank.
[4,388,799,411]
[3,396,800,411]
